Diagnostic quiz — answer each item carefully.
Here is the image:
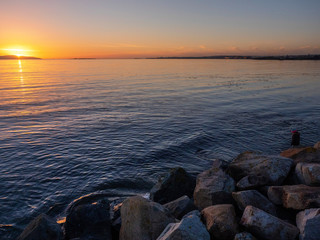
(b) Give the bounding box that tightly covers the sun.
[2,48,32,57]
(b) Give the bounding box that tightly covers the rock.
[236,175,269,190]
[64,201,111,240]
[119,195,175,240]
[163,195,196,220]
[150,167,196,204]
[295,162,320,186]
[234,232,257,240]
[227,152,293,188]
[240,206,299,240]
[157,210,210,240]
[314,142,320,149]
[296,208,320,240]
[17,214,63,240]
[201,204,239,240]
[232,190,277,216]
[267,185,320,210]
[280,147,320,164]
[193,167,235,210]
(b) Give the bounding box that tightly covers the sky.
[0,0,319,58]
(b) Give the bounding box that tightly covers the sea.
[0,59,319,238]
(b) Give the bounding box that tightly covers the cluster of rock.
[17,142,320,240]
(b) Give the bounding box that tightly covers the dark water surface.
[0,59,319,238]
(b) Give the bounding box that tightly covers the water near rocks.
[0,59,320,238]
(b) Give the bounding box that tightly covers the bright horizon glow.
[0,0,319,59]
[1,48,33,57]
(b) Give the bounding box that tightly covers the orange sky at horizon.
[1,0,319,59]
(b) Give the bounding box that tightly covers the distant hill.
[150,55,320,60]
[0,55,41,60]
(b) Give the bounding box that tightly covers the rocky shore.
[17,142,320,240]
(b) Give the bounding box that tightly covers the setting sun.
[2,48,32,57]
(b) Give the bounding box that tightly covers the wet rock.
[64,201,111,240]
[295,162,320,186]
[157,210,210,240]
[314,141,320,149]
[163,195,196,220]
[150,167,196,204]
[119,195,175,240]
[296,208,320,240]
[201,204,239,240]
[280,147,320,164]
[267,185,320,210]
[232,190,277,216]
[227,152,293,188]
[234,232,257,240]
[240,206,299,240]
[193,167,235,210]
[17,214,63,240]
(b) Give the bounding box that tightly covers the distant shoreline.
[148,55,320,60]
[1,55,320,60]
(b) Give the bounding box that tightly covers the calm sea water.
[0,59,320,238]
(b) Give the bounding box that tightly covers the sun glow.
[2,48,32,57]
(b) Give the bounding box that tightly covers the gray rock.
[240,206,299,240]
[234,232,257,240]
[64,201,111,240]
[295,162,320,186]
[193,167,235,210]
[119,195,175,240]
[232,190,277,216]
[150,167,196,204]
[201,204,239,240]
[236,175,269,190]
[157,210,210,240]
[227,152,293,188]
[17,214,63,240]
[267,185,320,210]
[296,208,320,240]
[163,195,196,220]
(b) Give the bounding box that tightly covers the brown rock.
[268,185,320,210]
[280,147,320,164]
[193,167,235,210]
[119,196,175,240]
[240,206,299,240]
[201,204,239,240]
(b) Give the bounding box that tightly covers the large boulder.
[280,147,320,164]
[240,206,299,240]
[232,190,277,216]
[227,152,293,188]
[295,162,320,186]
[234,232,257,240]
[193,167,235,210]
[17,214,63,240]
[314,142,320,149]
[150,167,196,204]
[119,195,175,240]
[267,185,320,210]
[201,204,239,240]
[157,210,210,240]
[163,195,196,220]
[64,201,111,240]
[296,208,320,240]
